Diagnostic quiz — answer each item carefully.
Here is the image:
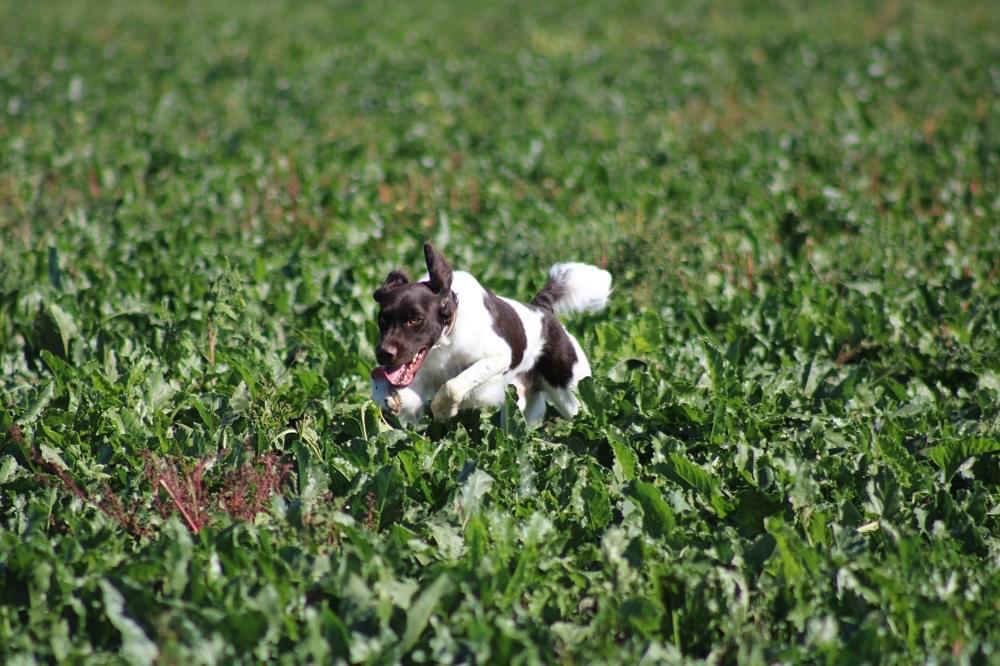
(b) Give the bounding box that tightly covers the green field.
[2,0,999,662]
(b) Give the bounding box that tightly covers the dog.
[370,243,611,426]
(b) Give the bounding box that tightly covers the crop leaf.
[99,580,159,666]
[401,574,451,652]
[926,438,1000,482]
[630,480,676,539]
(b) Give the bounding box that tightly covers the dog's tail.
[531,262,612,315]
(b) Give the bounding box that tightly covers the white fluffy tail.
[532,262,612,315]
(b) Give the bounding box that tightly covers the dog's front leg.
[431,355,509,421]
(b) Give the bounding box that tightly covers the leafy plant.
[1,0,998,662]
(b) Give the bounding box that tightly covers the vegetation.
[1,0,998,662]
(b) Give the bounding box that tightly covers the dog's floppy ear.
[423,242,453,294]
[374,270,409,303]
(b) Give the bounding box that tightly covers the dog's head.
[371,243,457,388]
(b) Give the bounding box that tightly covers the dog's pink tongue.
[382,364,410,385]
[371,364,411,386]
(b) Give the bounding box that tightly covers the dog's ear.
[374,270,409,303]
[439,292,456,323]
[424,242,453,294]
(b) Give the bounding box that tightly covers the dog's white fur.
[372,262,611,426]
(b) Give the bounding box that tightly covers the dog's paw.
[372,377,402,415]
[385,391,402,415]
[431,384,460,422]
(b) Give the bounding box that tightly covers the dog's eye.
[407,317,423,327]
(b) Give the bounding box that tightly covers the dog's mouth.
[371,347,428,388]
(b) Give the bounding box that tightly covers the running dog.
[371,243,611,426]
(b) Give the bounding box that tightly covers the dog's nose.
[376,343,397,366]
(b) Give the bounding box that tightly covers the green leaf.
[465,513,488,566]
[296,442,330,517]
[47,303,78,357]
[401,574,451,652]
[630,480,675,539]
[319,608,351,658]
[551,621,592,646]
[98,580,158,666]
[663,453,733,517]
[583,464,612,531]
[926,438,1000,482]
[608,431,637,483]
[38,442,69,471]
[368,464,405,529]
[765,516,819,583]
[0,455,18,483]
[19,381,55,425]
[456,469,493,526]
[163,519,193,595]
[619,595,663,638]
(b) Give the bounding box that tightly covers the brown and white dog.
[371,243,611,426]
